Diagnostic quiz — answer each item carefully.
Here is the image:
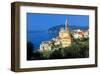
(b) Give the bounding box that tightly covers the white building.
[39,18,72,51]
[84,30,89,38]
[39,41,52,51]
[72,29,89,39]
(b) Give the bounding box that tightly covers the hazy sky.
[27,13,89,31]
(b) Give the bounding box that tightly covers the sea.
[27,31,58,51]
[27,26,88,51]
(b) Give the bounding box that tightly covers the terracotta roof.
[77,31,83,35]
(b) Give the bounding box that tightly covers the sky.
[27,13,89,32]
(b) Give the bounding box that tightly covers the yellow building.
[59,19,72,48]
[39,18,72,51]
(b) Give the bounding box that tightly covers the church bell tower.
[65,18,69,32]
[59,18,72,48]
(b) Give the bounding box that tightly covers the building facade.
[59,19,72,48]
[39,18,72,51]
[72,29,89,39]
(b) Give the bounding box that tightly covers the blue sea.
[27,26,88,51]
[27,31,58,51]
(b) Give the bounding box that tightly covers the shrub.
[29,37,89,60]
[27,42,34,60]
[49,49,63,59]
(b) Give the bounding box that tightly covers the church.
[59,18,72,48]
[39,18,72,51]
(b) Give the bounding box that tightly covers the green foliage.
[27,42,34,60]
[62,41,89,58]
[29,37,89,60]
[40,50,52,59]
[49,49,63,59]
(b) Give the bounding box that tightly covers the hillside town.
[39,19,89,51]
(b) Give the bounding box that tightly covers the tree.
[50,49,63,59]
[27,42,34,60]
